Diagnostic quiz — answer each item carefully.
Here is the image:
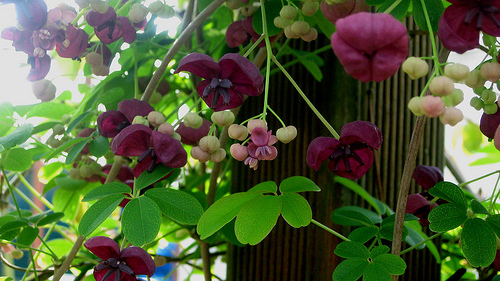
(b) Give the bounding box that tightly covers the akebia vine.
[1,0,500,280]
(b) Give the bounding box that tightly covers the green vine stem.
[400,232,444,255]
[311,219,349,241]
[458,170,500,188]
[52,235,85,281]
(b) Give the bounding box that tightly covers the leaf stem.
[400,232,444,255]
[382,0,403,14]
[458,170,500,188]
[311,219,349,241]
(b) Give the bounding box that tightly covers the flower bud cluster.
[191,136,226,163]
[70,161,102,181]
[464,62,500,115]
[274,4,318,42]
[149,1,175,18]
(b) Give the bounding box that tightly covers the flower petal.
[226,20,249,48]
[339,121,382,149]
[480,102,500,139]
[27,55,51,81]
[174,53,221,80]
[406,193,430,214]
[306,137,340,171]
[327,146,373,179]
[56,24,89,58]
[118,16,137,44]
[250,127,270,146]
[120,246,156,276]
[437,5,479,54]
[412,165,443,190]
[176,119,212,146]
[117,99,155,123]
[151,131,188,168]
[219,53,264,97]
[84,236,120,260]
[86,7,116,28]
[111,124,152,156]
[97,110,128,138]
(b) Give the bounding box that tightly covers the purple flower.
[97,99,154,138]
[27,55,51,81]
[406,193,437,226]
[412,165,444,190]
[176,119,213,146]
[243,127,278,170]
[174,52,264,111]
[14,0,48,31]
[406,165,443,226]
[86,7,136,44]
[480,102,500,139]
[331,12,408,82]
[111,124,187,177]
[307,121,382,179]
[84,236,155,281]
[56,24,88,58]
[438,0,500,54]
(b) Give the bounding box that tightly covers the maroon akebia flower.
[176,119,213,146]
[174,52,264,111]
[84,236,155,281]
[86,7,136,44]
[307,121,382,179]
[412,165,444,190]
[244,127,278,170]
[494,250,500,271]
[27,55,51,81]
[226,17,275,48]
[13,0,48,31]
[331,12,408,82]
[111,124,187,177]
[56,24,89,58]
[97,99,155,138]
[320,0,369,24]
[406,193,437,226]
[438,0,500,54]
[480,102,500,140]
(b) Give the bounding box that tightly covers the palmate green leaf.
[197,192,261,240]
[471,199,490,215]
[145,188,204,225]
[78,194,124,237]
[36,212,65,227]
[379,0,411,20]
[38,162,63,184]
[122,196,162,247]
[429,182,468,210]
[32,121,60,135]
[461,218,497,267]
[428,203,468,232]
[362,263,391,281]
[279,176,320,193]
[44,137,86,161]
[0,218,29,236]
[310,7,335,37]
[135,164,174,191]
[332,258,369,281]
[26,102,73,119]
[334,177,381,214]
[379,222,408,241]
[235,195,281,245]
[2,147,32,172]
[66,110,91,134]
[370,245,390,259]
[82,182,131,202]
[88,135,109,157]
[348,226,378,243]
[279,192,312,228]
[54,176,88,191]
[331,207,378,226]
[16,226,39,248]
[248,180,277,193]
[65,138,90,164]
[412,0,444,32]
[486,214,500,238]
[373,254,406,275]
[0,123,33,150]
[334,241,369,259]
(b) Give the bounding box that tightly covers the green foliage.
[280,192,312,228]
[78,194,124,237]
[0,123,33,150]
[461,218,497,267]
[429,182,468,210]
[334,177,381,215]
[82,183,131,202]
[16,226,39,248]
[412,0,444,31]
[135,165,174,191]
[144,188,204,225]
[2,147,32,171]
[252,0,283,36]
[122,196,162,246]
[235,195,281,245]
[279,176,321,193]
[428,203,468,232]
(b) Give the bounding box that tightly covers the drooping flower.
[27,55,51,81]
[226,19,250,48]
[438,0,500,54]
[331,12,408,82]
[84,236,155,281]
[97,99,155,138]
[14,0,48,31]
[320,0,369,24]
[56,24,89,58]
[480,102,500,139]
[412,165,444,190]
[307,121,382,179]
[174,52,264,111]
[86,7,136,44]
[111,124,187,177]
[406,193,437,226]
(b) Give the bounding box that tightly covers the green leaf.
[122,196,162,246]
[0,124,33,150]
[0,277,13,281]
[428,182,468,210]
[43,137,86,161]
[248,181,277,194]
[300,56,323,81]
[88,136,109,157]
[65,138,90,164]
[82,183,131,202]
[279,176,320,193]
[362,263,391,281]
[27,102,73,119]
[145,188,204,225]
[32,121,60,135]
[334,177,381,214]
[16,226,39,248]
[235,195,281,245]
[0,144,3,152]
[279,193,312,228]
[334,241,369,259]
[370,245,390,259]
[0,218,29,236]
[412,0,444,31]
[54,176,88,191]
[405,221,440,262]
[197,192,261,240]
[379,222,408,241]
[331,207,377,226]
[310,7,335,37]
[471,199,490,215]
[373,254,406,275]
[486,214,500,238]
[66,111,91,134]
[461,218,497,267]
[366,0,386,5]
[37,212,65,227]
[379,0,411,20]
[462,120,483,153]
[332,258,369,281]
[428,203,468,232]
[38,162,64,184]
[78,194,124,237]
[135,165,173,191]
[348,226,378,243]
[2,147,32,172]
[252,0,282,36]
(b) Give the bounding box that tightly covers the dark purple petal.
[481,0,500,37]
[406,193,430,214]
[97,110,128,138]
[96,43,112,66]
[320,0,369,24]
[118,16,136,43]
[2,27,35,55]
[117,99,155,123]
[412,165,444,190]
[437,5,480,54]
[339,121,382,149]
[195,80,246,111]
[151,131,187,168]
[306,137,340,171]
[219,53,264,97]
[480,102,500,139]
[86,7,117,28]
[27,55,51,81]
[15,0,47,31]
[121,246,156,276]
[176,119,212,146]
[226,20,250,48]
[250,127,270,147]
[327,146,373,179]
[56,24,89,58]
[111,124,152,156]
[174,53,221,80]
[101,164,134,183]
[84,236,120,260]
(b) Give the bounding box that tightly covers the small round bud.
[199,136,220,153]
[481,62,500,82]
[191,146,211,162]
[128,4,149,23]
[439,107,463,126]
[10,250,24,260]
[89,162,102,174]
[247,119,268,134]
[228,124,249,141]
[183,112,203,129]
[79,164,93,178]
[154,256,167,268]
[276,126,298,143]
[69,167,82,180]
[210,148,227,163]
[230,143,248,161]
[484,103,499,114]
[75,0,90,8]
[408,96,424,116]
[148,1,165,13]
[444,63,470,82]
[241,4,258,17]
[86,52,103,67]
[147,111,166,127]
[280,5,298,21]
[32,79,56,102]
[402,57,429,79]
[171,132,182,141]
[429,76,455,96]
[301,1,320,16]
[482,89,497,104]
[158,123,174,135]
[61,115,71,124]
[132,116,150,126]
[470,96,484,111]
[465,69,486,88]
[291,20,310,35]
[211,111,235,127]
[225,0,244,9]
[149,92,162,104]
[301,27,318,42]
[47,135,62,148]
[420,95,445,118]
[442,89,464,107]
[274,16,292,28]
[52,124,65,135]
[90,1,109,13]
[284,25,301,39]
[91,65,110,76]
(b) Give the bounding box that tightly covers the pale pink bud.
[420,96,445,118]
[147,111,166,127]
[171,132,182,141]
[32,79,56,102]
[276,126,298,143]
[183,112,203,129]
[228,124,249,141]
[199,136,220,153]
[86,52,102,67]
[301,27,318,42]
[408,96,424,116]
[429,76,455,96]
[402,57,429,79]
[247,119,268,134]
[191,146,210,163]
[91,65,110,76]
[211,111,235,127]
[91,1,109,13]
[444,63,470,82]
[481,62,500,82]
[465,69,486,88]
[129,3,149,23]
[210,148,227,162]
[284,25,301,39]
[158,123,174,135]
[230,143,248,161]
[439,107,463,126]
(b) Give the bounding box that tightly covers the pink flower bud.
[439,107,463,126]
[147,111,166,127]
[247,119,267,134]
[444,63,470,82]
[210,148,227,162]
[429,76,455,97]
[320,0,369,24]
[158,123,174,135]
[230,143,248,161]
[211,111,235,127]
[276,126,298,143]
[420,96,445,118]
[32,79,56,102]
[481,62,500,82]
[183,112,203,129]
[171,132,182,141]
[402,57,429,79]
[228,124,249,141]
[301,27,318,42]
[191,146,211,163]
[199,136,220,153]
